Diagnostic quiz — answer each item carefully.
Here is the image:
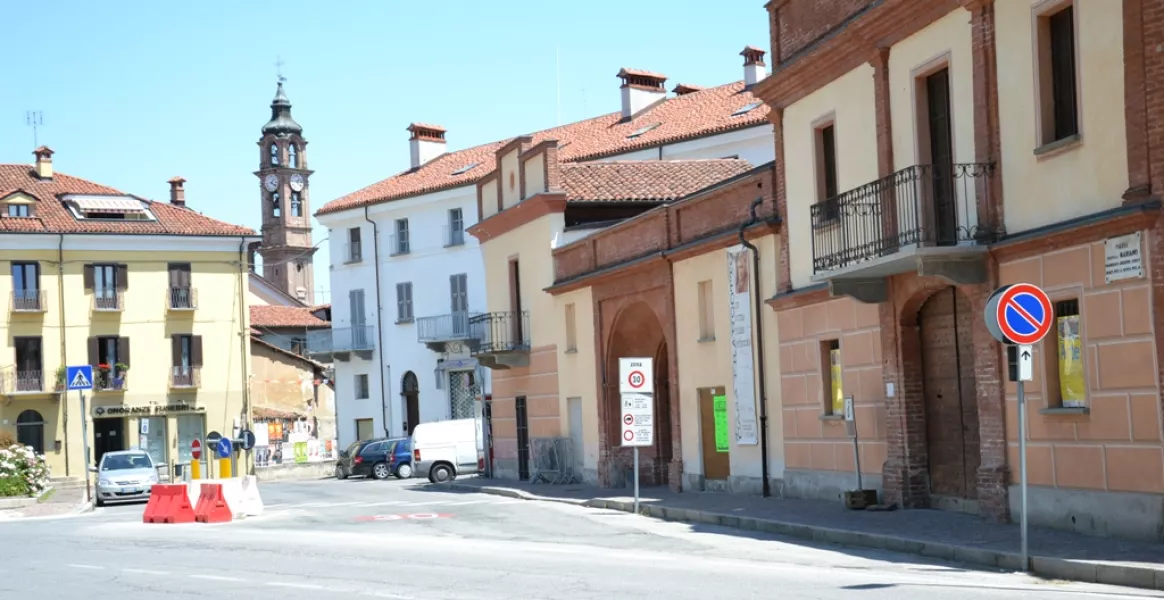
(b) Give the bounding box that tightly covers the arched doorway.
[917,287,981,502]
[402,371,420,435]
[16,409,44,454]
[603,301,672,487]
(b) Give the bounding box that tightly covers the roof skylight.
[627,123,662,139]
[732,101,763,117]
[451,162,479,176]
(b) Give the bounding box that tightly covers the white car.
[411,419,484,483]
[91,450,159,507]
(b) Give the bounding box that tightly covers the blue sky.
[0,1,769,304]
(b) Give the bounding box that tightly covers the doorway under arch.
[402,371,420,435]
[16,409,45,454]
[603,301,672,487]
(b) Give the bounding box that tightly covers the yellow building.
[0,148,259,480]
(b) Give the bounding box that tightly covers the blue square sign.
[66,365,93,391]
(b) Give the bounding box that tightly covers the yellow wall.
[552,287,598,468]
[784,64,879,289]
[480,180,499,221]
[480,212,565,347]
[523,154,546,198]
[500,150,520,210]
[0,248,250,477]
[996,0,1128,233]
[672,235,784,482]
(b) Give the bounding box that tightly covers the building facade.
[0,149,258,478]
[756,0,1164,541]
[316,50,777,449]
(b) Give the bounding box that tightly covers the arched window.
[289,144,299,169]
[290,191,302,217]
[269,143,280,167]
[16,409,44,454]
[402,371,419,393]
[271,192,281,218]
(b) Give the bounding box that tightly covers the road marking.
[357,500,408,507]
[268,581,325,590]
[190,574,245,582]
[491,499,527,505]
[67,564,104,570]
[360,592,415,599]
[443,500,495,506]
[122,568,170,575]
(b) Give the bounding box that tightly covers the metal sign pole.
[1018,379,1028,570]
[633,446,640,514]
[79,390,90,503]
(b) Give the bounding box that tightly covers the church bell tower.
[255,80,317,304]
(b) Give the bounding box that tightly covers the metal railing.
[809,163,996,274]
[170,366,201,388]
[92,290,124,312]
[167,287,197,310]
[417,311,480,343]
[469,311,531,354]
[344,240,363,263]
[94,369,128,392]
[11,289,45,312]
[443,225,465,247]
[4,369,44,393]
[307,325,376,355]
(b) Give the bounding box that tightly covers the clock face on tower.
[289,174,305,192]
[264,174,279,192]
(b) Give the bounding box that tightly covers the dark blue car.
[387,438,413,479]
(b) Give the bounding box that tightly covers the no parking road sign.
[984,283,1053,346]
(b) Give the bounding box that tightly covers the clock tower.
[255,81,317,304]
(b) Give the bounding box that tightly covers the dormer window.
[7,204,30,217]
[2,192,36,218]
[289,145,299,168]
[269,143,280,167]
[62,195,155,221]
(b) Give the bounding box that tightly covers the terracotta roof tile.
[560,159,753,203]
[317,80,770,216]
[250,335,328,370]
[250,304,330,328]
[0,164,254,236]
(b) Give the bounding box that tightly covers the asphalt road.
[1,477,1161,600]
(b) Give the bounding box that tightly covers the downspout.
[738,196,771,498]
[238,237,253,474]
[57,233,68,476]
[365,206,390,437]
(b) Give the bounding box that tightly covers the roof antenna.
[25,110,43,148]
[555,46,561,126]
[275,56,287,83]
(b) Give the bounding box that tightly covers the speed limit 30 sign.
[619,357,654,394]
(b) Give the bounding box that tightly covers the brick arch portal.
[601,300,674,489]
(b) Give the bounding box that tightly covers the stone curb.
[0,496,40,511]
[444,482,1164,591]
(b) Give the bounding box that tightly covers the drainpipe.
[365,206,390,437]
[738,196,771,498]
[238,237,253,474]
[57,234,68,476]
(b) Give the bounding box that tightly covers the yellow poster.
[830,349,844,415]
[1057,315,1085,407]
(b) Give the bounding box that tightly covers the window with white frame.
[393,219,410,255]
[396,282,413,323]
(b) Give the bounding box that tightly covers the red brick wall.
[769,0,875,64]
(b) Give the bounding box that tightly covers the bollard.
[219,457,232,479]
[191,460,201,480]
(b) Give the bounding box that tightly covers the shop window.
[821,340,843,416]
[176,414,204,464]
[698,280,715,341]
[1044,298,1085,408]
[565,303,577,352]
[1035,1,1079,147]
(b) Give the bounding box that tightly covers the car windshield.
[102,454,152,471]
[343,441,361,456]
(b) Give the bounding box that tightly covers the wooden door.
[699,387,731,481]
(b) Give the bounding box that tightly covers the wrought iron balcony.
[11,289,46,313]
[307,325,375,361]
[170,366,201,389]
[469,311,530,369]
[417,311,481,352]
[94,368,128,392]
[167,287,198,311]
[91,290,124,312]
[0,368,46,394]
[808,163,997,302]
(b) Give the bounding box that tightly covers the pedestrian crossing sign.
[66,365,94,391]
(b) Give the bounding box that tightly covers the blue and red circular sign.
[994,283,1053,345]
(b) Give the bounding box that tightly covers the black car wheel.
[335,464,347,480]
[429,464,454,483]
[372,462,391,480]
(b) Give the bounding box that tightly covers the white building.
[316,47,777,447]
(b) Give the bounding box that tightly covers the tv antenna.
[26,111,43,147]
[275,56,287,83]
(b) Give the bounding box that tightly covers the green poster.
[713,394,730,453]
[294,441,308,464]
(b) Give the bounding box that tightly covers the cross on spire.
[275,56,287,83]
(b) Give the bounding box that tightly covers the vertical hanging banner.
[1057,315,1085,406]
[727,245,759,445]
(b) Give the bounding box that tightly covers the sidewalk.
[0,487,91,521]
[442,477,1164,591]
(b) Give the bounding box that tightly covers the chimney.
[32,146,53,180]
[741,46,768,87]
[407,123,447,170]
[672,83,705,96]
[168,176,187,207]
[617,68,668,120]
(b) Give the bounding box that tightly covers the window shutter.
[396,284,405,321]
[83,265,94,290]
[87,337,98,366]
[171,336,182,367]
[116,264,129,290]
[117,337,131,367]
[191,336,203,367]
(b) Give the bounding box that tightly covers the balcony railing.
[1,369,44,394]
[417,311,481,351]
[469,311,531,355]
[11,289,46,312]
[170,366,201,389]
[167,287,198,310]
[344,241,363,263]
[94,368,128,392]
[92,290,124,312]
[307,325,375,360]
[809,163,996,275]
[443,225,465,248]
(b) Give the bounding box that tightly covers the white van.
[411,418,483,483]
